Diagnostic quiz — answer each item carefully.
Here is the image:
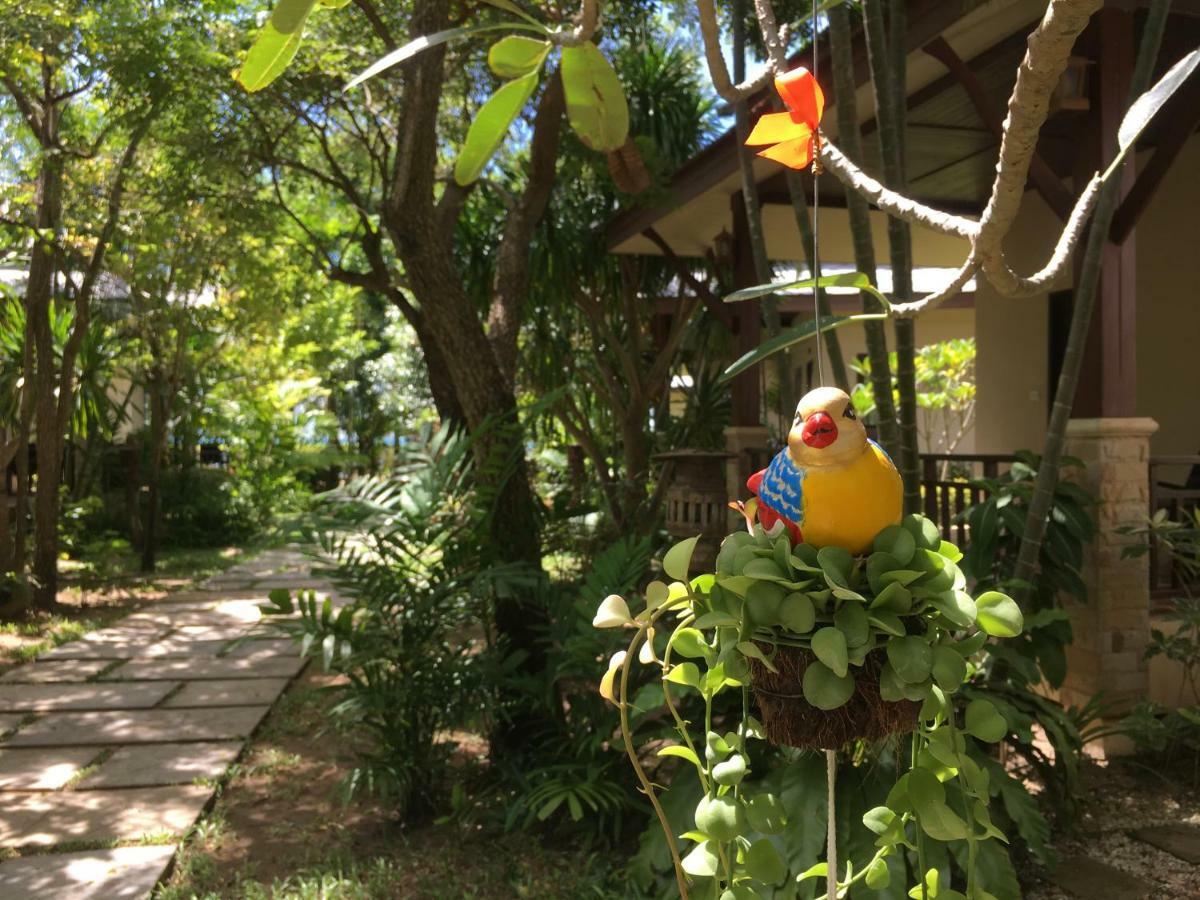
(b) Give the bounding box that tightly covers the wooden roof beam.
[922,35,1076,220]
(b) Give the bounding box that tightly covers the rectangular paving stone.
[0,784,211,846]
[0,747,100,790]
[0,660,111,683]
[0,681,180,712]
[102,656,304,681]
[1132,824,1200,864]
[224,638,298,659]
[3,706,270,746]
[1048,856,1148,899]
[42,638,230,660]
[0,845,177,899]
[81,741,242,787]
[162,678,290,708]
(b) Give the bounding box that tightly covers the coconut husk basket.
[747,642,920,750]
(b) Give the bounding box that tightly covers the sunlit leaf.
[561,41,629,151]
[454,71,540,186]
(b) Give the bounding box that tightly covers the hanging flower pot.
[746,643,919,749]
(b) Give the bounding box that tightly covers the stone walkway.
[0,548,328,898]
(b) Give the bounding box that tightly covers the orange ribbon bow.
[745,67,825,170]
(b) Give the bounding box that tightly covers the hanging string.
[811,0,825,389]
[826,748,838,900]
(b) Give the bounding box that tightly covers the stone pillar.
[1059,418,1158,738]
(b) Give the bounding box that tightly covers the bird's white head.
[786,386,868,468]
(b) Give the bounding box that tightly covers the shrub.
[262,427,524,817]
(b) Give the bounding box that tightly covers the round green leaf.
[560,41,629,151]
[817,546,853,588]
[965,697,1008,742]
[744,558,787,581]
[903,514,942,550]
[931,646,967,691]
[744,838,786,885]
[454,71,540,185]
[713,753,748,786]
[682,840,719,877]
[695,794,745,842]
[887,635,933,684]
[746,792,787,834]
[664,536,700,582]
[671,628,711,660]
[778,592,816,634]
[834,600,870,647]
[930,590,977,629]
[976,591,1024,637]
[863,805,896,836]
[871,580,913,613]
[488,35,550,78]
[720,886,763,900]
[812,626,849,677]
[874,524,916,565]
[745,581,786,625]
[802,660,855,710]
[878,662,907,702]
[865,856,891,889]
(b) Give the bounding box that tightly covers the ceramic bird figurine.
[746,387,902,555]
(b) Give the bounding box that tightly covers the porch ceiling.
[609,0,1200,264]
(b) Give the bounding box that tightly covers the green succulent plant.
[594,515,1025,900]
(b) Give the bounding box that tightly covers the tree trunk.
[393,233,544,656]
[141,380,169,573]
[27,134,66,610]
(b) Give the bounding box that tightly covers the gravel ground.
[1023,757,1200,899]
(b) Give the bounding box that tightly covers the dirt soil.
[159,667,620,899]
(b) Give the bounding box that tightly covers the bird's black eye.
[843,405,857,420]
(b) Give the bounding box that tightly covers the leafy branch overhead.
[236,0,626,186]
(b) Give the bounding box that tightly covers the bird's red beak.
[801,411,838,449]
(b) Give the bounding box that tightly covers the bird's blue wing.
[869,438,896,468]
[759,448,804,523]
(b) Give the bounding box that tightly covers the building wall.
[774,307,977,453]
[1135,136,1200,462]
[970,136,1200,462]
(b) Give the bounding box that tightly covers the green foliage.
[852,339,977,459]
[598,519,1025,898]
[262,427,521,815]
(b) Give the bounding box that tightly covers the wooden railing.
[920,453,1016,545]
[1148,455,1200,600]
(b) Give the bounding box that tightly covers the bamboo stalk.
[827,3,901,457]
[863,0,921,510]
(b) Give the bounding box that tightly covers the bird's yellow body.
[747,386,903,555]
[797,441,902,555]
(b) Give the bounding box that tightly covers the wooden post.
[1074,8,1138,419]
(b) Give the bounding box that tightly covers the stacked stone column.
[1058,417,1158,740]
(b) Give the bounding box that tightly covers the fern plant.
[263,426,524,816]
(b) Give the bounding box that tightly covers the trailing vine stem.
[945,713,979,896]
[912,729,929,900]
[617,598,693,899]
[825,749,838,900]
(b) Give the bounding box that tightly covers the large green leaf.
[488,35,550,78]
[720,313,886,383]
[812,627,848,678]
[346,23,539,89]
[976,591,1023,637]
[236,0,318,92]
[725,270,892,310]
[802,660,855,709]
[1118,49,1200,153]
[561,41,629,151]
[454,71,540,186]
